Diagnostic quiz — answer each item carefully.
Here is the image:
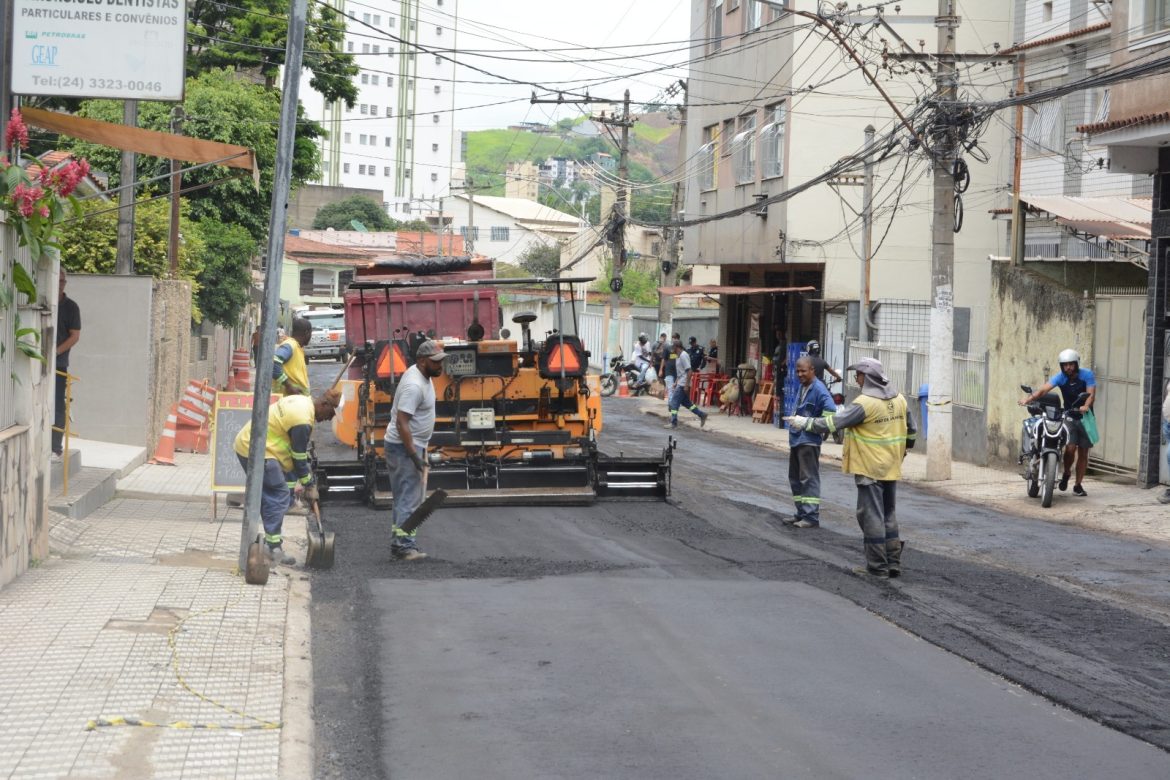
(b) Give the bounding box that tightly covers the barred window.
[734,113,756,184]
[760,103,786,179]
[491,226,510,241]
[1023,99,1063,157]
[461,226,480,241]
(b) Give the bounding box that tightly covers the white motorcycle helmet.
[1058,348,1080,365]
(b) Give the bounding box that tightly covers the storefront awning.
[1021,194,1152,240]
[22,107,259,187]
[657,284,816,296]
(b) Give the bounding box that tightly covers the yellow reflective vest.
[841,393,911,481]
[234,395,315,475]
[274,336,310,396]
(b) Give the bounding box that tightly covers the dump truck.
[314,258,673,506]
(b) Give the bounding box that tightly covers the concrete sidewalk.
[0,452,312,779]
[632,396,1170,547]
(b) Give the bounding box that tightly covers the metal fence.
[578,312,633,370]
[847,341,986,410]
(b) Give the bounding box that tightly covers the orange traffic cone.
[618,376,629,397]
[149,404,179,465]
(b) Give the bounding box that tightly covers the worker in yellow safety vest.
[785,357,916,578]
[273,317,312,396]
[235,389,340,565]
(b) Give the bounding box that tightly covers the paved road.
[306,363,1170,779]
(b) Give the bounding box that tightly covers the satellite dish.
[350,219,369,232]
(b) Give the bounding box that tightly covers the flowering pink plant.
[1,108,89,361]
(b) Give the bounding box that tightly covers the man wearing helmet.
[804,340,842,385]
[1019,348,1096,497]
[632,333,653,386]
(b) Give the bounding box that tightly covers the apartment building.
[683,0,1011,373]
[1075,0,1170,486]
[300,0,459,217]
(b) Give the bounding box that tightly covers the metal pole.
[168,106,184,278]
[115,100,138,275]
[861,124,875,342]
[438,196,444,258]
[0,0,11,146]
[239,0,309,572]
[467,178,475,256]
[926,0,957,481]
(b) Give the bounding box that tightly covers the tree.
[69,69,322,243]
[313,196,393,231]
[187,0,358,107]
[57,198,206,319]
[517,242,561,277]
[592,256,659,306]
[196,221,257,327]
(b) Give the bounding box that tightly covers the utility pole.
[861,124,875,342]
[438,196,445,258]
[531,89,633,365]
[168,106,184,278]
[239,0,309,574]
[658,93,686,329]
[115,101,138,275]
[926,0,959,481]
[466,176,475,256]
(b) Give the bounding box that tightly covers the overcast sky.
[437,0,693,132]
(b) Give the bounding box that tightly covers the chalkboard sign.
[210,392,278,492]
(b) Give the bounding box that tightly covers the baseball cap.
[416,340,448,360]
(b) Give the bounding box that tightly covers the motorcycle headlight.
[1044,420,1064,435]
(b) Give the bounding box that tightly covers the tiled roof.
[1077,111,1170,135]
[394,231,465,256]
[1000,21,1111,54]
[284,235,374,258]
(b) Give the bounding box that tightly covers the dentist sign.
[11,0,186,101]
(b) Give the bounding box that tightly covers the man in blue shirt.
[1019,348,1096,497]
[785,356,837,528]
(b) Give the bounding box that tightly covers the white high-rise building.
[300,0,459,217]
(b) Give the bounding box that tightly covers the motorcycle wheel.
[1040,451,1057,508]
[600,374,618,397]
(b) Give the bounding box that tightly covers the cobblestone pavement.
[0,469,308,779]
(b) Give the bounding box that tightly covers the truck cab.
[300,308,347,362]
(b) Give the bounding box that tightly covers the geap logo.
[30,45,58,67]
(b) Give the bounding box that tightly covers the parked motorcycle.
[1019,385,1088,508]
[600,352,650,397]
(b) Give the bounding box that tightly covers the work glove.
[785,415,811,431]
[410,452,427,473]
[303,484,320,503]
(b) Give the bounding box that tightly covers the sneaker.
[699,413,708,429]
[1059,473,1070,491]
[791,519,819,529]
[663,421,678,429]
[1158,490,1170,505]
[852,566,889,579]
[267,545,296,566]
[51,451,63,462]
[286,500,309,516]
[393,547,428,561]
[887,568,902,579]
[1073,484,1087,497]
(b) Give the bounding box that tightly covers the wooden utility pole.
[168,107,184,278]
[658,95,686,330]
[861,124,875,342]
[926,0,959,481]
[115,100,138,275]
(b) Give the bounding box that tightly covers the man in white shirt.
[384,340,448,560]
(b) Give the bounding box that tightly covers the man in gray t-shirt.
[384,340,448,560]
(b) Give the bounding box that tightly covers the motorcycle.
[1019,385,1088,508]
[599,351,651,397]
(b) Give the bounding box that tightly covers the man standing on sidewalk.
[786,357,915,578]
[234,390,340,565]
[273,317,312,396]
[665,337,708,430]
[52,269,81,459]
[384,340,448,561]
[784,356,837,528]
